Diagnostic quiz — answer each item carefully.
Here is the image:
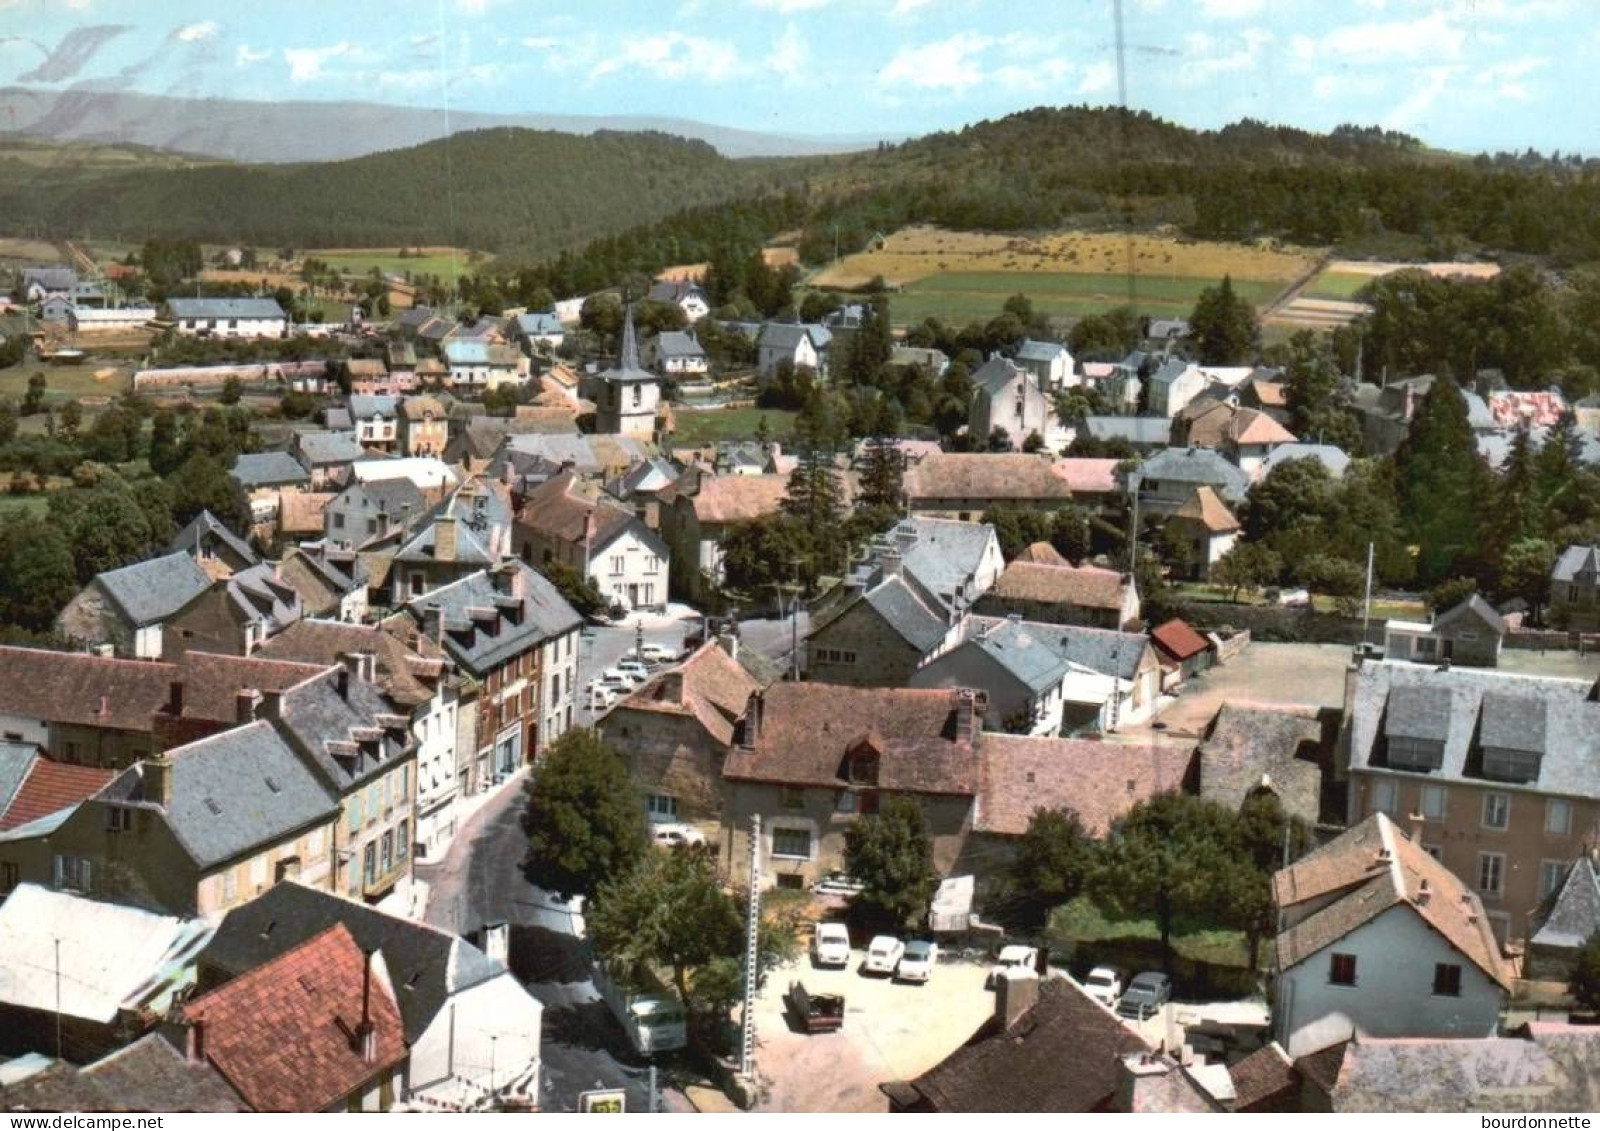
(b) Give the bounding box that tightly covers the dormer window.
[1388,736,1445,772]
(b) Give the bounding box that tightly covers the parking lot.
[748,948,996,1112]
[575,613,698,727]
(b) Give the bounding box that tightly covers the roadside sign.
[579,1089,627,1113]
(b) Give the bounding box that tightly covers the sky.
[1,0,1595,155]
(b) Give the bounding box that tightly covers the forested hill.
[7,104,1600,270]
[0,127,803,259]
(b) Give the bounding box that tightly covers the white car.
[586,683,617,710]
[811,922,851,968]
[862,936,905,976]
[637,643,678,663]
[651,823,706,849]
[811,872,866,898]
[616,659,650,682]
[601,667,642,689]
[988,945,1040,988]
[1084,966,1123,1007]
[896,940,938,984]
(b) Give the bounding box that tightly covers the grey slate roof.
[599,305,656,385]
[1436,593,1505,636]
[871,517,999,614]
[970,355,1029,396]
[1017,339,1070,363]
[22,266,77,291]
[1552,545,1600,583]
[1531,856,1600,951]
[171,510,258,568]
[95,551,211,627]
[323,407,353,431]
[1146,356,1191,390]
[407,563,582,677]
[167,298,286,321]
[296,431,366,467]
[231,451,311,489]
[1351,660,1600,798]
[104,720,338,870]
[1259,443,1352,479]
[967,618,1149,682]
[968,619,1072,693]
[216,562,302,636]
[513,311,564,336]
[0,742,37,818]
[758,322,831,352]
[1083,416,1171,445]
[271,668,412,795]
[653,330,706,360]
[1138,447,1251,500]
[198,881,501,1044]
[862,576,949,652]
[348,394,399,420]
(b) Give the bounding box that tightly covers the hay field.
[308,247,485,278]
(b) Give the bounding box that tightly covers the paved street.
[416,774,662,1114]
[574,614,698,727]
[735,611,810,677]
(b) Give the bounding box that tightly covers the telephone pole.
[739,814,762,1080]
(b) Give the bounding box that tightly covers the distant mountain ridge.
[0,86,888,163]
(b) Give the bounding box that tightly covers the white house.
[648,329,709,377]
[968,356,1053,449]
[350,457,460,494]
[514,471,671,614]
[510,311,565,354]
[1272,813,1512,1059]
[349,395,400,450]
[594,306,661,438]
[647,279,711,323]
[166,297,288,339]
[1015,339,1075,392]
[757,323,831,379]
[442,341,525,391]
[1147,360,1259,418]
[67,307,157,332]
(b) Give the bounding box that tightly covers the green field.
[0,364,130,401]
[668,406,797,445]
[890,271,1287,326]
[1046,896,1249,969]
[1302,270,1375,300]
[309,248,487,279]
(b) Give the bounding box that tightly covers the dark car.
[1116,971,1172,1021]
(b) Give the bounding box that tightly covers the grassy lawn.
[1303,270,1375,300]
[309,247,486,279]
[1172,583,1425,621]
[668,406,796,445]
[1046,896,1250,970]
[892,270,1284,326]
[0,364,131,400]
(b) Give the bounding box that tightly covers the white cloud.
[993,58,1073,94]
[284,43,352,83]
[1312,72,1341,101]
[750,0,831,10]
[1293,13,1466,63]
[592,31,741,82]
[521,36,559,50]
[1474,56,1545,102]
[1199,0,1265,19]
[1383,65,1457,131]
[1178,26,1273,81]
[175,21,218,43]
[766,23,810,81]
[877,33,994,92]
[890,0,934,14]
[1078,60,1116,95]
[235,44,270,67]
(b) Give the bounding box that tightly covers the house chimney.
[993,968,1039,1030]
[716,625,739,661]
[659,670,685,703]
[954,689,984,744]
[435,515,458,562]
[341,651,376,684]
[881,550,902,580]
[144,752,175,809]
[167,680,185,716]
[335,667,350,700]
[259,689,284,721]
[1416,878,1432,906]
[235,689,261,725]
[422,606,443,643]
[187,1018,206,1063]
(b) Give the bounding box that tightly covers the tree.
[1297,553,1366,615]
[781,447,843,538]
[57,399,82,441]
[844,796,939,928]
[1498,538,1557,621]
[167,452,250,531]
[0,515,79,631]
[1395,377,1491,583]
[0,397,15,445]
[1428,575,1480,613]
[1091,793,1241,967]
[49,478,157,582]
[1006,808,1097,931]
[1067,306,1142,358]
[1569,931,1600,1014]
[220,376,243,405]
[148,409,181,475]
[1211,540,1282,601]
[519,730,647,901]
[540,560,616,619]
[1223,793,1311,969]
[857,435,906,512]
[21,373,46,416]
[1189,275,1259,365]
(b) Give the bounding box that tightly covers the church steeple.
[619,302,640,371]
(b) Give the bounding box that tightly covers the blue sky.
[2,0,1594,154]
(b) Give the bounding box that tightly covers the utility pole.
[54,936,62,1061]
[648,1064,658,1114]
[1361,541,1375,645]
[738,814,762,1080]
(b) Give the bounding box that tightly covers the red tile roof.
[975,736,1196,837]
[1052,458,1121,495]
[990,561,1130,611]
[1013,541,1069,566]
[0,757,113,831]
[1150,619,1210,662]
[184,923,406,1113]
[610,642,760,747]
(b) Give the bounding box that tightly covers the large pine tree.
[1394,377,1491,583]
[1189,274,1260,365]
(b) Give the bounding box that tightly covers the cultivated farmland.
[809,225,1320,326]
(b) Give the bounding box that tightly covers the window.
[1478,852,1505,897]
[1483,746,1542,784]
[1420,785,1448,821]
[772,828,811,860]
[1432,963,1463,997]
[1482,792,1510,831]
[835,790,857,814]
[397,820,409,860]
[364,842,378,885]
[368,783,381,821]
[1542,860,1568,899]
[632,384,643,407]
[1388,736,1444,772]
[1547,800,1573,837]
[347,855,361,895]
[52,855,92,893]
[1372,779,1400,818]
[250,854,267,890]
[780,786,806,811]
[610,555,624,575]
[1328,953,1357,986]
[333,512,346,530]
[381,830,394,874]
[645,556,659,575]
[647,794,677,820]
[222,869,237,905]
[105,806,133,832]
[0,861,17,893]
[348,795,363,832]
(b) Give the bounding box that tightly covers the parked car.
[896,940,938,984]
[1083,966,1123,1007]
[1116,972,1172,1021]
[811,922,851,968]
[637,642,678,663]
[586,683,617,711]
[811,871,866,898]
[987,945,1039,988]
[651,823,705,849]
[616,659,650,682]
[601,667,642,689]
[862,936,905,976]
[785,981,844,1034]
